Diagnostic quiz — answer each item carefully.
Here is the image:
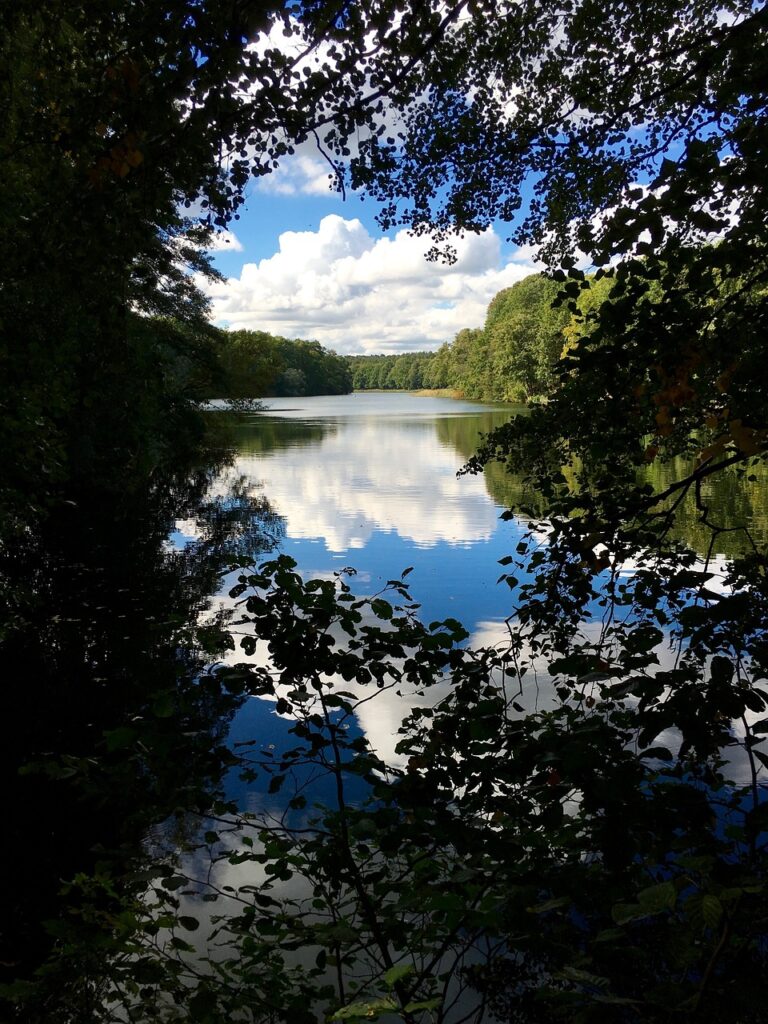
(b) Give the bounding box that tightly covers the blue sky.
[200,150,539,356]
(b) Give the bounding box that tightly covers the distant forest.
[218,331,352,397]
[347,271,613,401]
[218,271,612,401]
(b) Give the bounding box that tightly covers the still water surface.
[193,391,768,782]
[197,392,526,791]
[212,392,526,635]
[160,392,768,1016]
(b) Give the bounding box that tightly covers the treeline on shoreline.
[347,272,612,401]
[217,330,353,398]
[214,272,610,403]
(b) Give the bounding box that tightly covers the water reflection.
[228,417,500,551]
[644,455,768,556]
[0,433,284,991]
[8,393,768,1015]
[215,394,768,793]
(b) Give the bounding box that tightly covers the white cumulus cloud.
[202,214,536,352]
[255,145,337,197]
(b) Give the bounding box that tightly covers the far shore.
[350,387,465,399]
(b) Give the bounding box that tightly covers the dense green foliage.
[28,553,768,1023]
[3,0,768,1021]
[348,273,585,401]
[346,351,437,392]
[219,332,352,398]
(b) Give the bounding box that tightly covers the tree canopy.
[219,332,352,398]
[347,273,578,401]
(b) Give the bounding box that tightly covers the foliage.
[18,556,767,1023]
[346,352,437,392]
[347,274,602,402]
[0,418,285,999]
[218,332,353,399]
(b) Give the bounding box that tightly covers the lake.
[200,392,529,789]
[186,392,768,774]
[7,390,767,1017]
[156,391,768,1023]
[211,392,525,630]
[167,390,764,807]
[203,392,768,623]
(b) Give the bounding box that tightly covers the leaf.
[162,875,189,891]
[685,892,724,930]
[593,994,641,1006]
[103,726,136,751]
[371,599,393,620]
[331,997,397,1020]
[404,998,442,1012]
[701,895,723,929]
[558,965,609,988]
[189,989,218,1019]
[178,916,200,931]
[268,774,286,794]
[384,963,414,988]
[151,692,175,718]
[640,746,673,761]
[709,655,734,685]
[528,896,570,914]
[637,881,676,913]
[612,902,649,925]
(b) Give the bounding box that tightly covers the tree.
[276,365,308,396]
[1,0,450,530]
[484,275,570,401]
[230,2,768,1018]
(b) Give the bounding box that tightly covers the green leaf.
[528,896,570,914]
[558,965,609,987]
[404,998,442,1012]
[637,881,676,913]
[685,892,724,930]
[701,894,723,929]
[331,997,397,1020]
[151,692,175,718]
[103,726,137,751]
[612,902,649,925]
[384,963,414,988]
[371,599,393,620]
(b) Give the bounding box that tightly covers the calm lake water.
[208,392,527,634]
[197,392,527,787]
[188,391,768,784]
[6,391,767,1009]
[163,393,768,985]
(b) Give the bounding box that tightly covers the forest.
[346,272,608,400]
[2,1,768,1022]
[218,331,352,398]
